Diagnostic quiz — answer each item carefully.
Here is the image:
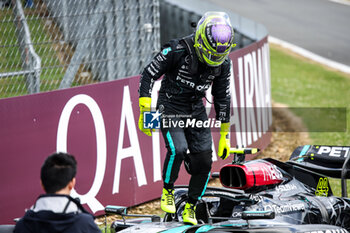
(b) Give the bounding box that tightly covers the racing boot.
[161,188,176,213]
[182,202,197,225]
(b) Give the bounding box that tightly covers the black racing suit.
[139,35,231,204]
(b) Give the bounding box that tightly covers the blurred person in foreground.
[138,12,235,225]
[14,152,101,233]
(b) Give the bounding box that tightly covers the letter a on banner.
[113,86,147,194]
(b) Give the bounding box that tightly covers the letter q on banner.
[56,94,106,213]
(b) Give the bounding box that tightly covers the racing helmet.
[194,12,236,67]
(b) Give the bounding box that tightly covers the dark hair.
[40,152,77,193]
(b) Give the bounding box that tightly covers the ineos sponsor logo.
[232,212,242,217]
[196,84,211,91]
[249,195,262,202]
[260,163,283,181]
[275,184,297,192]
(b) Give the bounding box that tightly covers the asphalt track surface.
[204,0,350,67]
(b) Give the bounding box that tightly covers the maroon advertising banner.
[0,37,271,224]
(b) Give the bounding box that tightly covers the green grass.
[329,178,350,196]
[270,45,350,145]
[270,44,350,196]
[0,9,22,73]
[0,8,64,97]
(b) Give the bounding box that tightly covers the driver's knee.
[184,150,212,175]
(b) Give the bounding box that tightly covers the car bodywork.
[108,145,350,233]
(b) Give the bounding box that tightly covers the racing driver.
[138,11,235,225]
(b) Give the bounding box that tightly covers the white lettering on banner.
[256,47,269,135]
[56,94,106,213]
[238,57,247,147]
[230,42,272,147]
[264,43,273,125]
[229,60,242,147]
[244,52,258,145]
[205,86,218,162]
[113,86,147,194]
[255,49,262,138]
[151,80,162,182]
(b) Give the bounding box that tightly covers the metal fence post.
[12,0,41,94]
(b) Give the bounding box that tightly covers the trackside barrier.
[0,0,265,98]
[0,35,271,223]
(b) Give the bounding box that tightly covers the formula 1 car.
[105,145,350,233]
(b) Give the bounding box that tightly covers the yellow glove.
[138,97,153,136]
[218,122,230,160]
